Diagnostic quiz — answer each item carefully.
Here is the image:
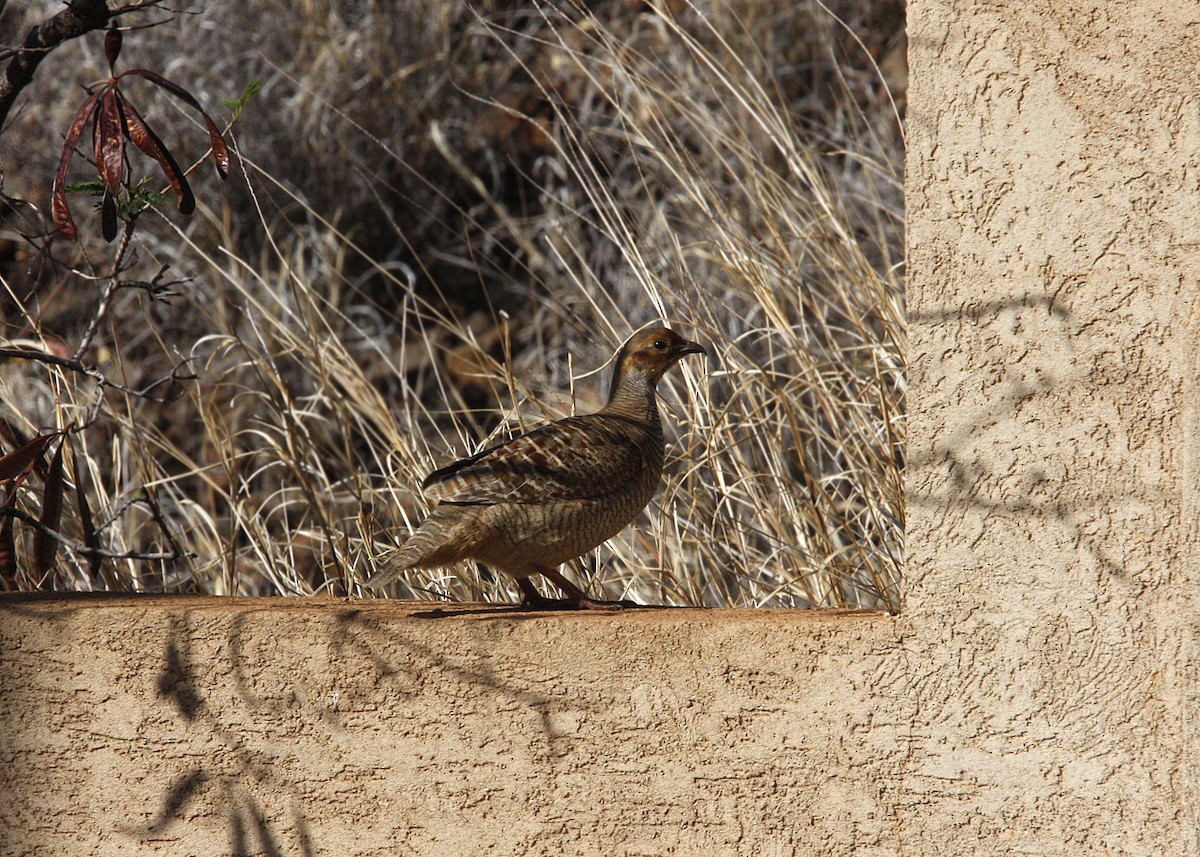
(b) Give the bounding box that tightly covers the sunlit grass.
[0,1,904,608]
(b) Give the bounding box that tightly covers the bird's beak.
[678,339,708,359]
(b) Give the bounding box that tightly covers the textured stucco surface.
[5,1,1200,854]
[1,599,901,856]
[907,0,1200,849]
[905,0,1200,852]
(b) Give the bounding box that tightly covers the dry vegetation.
[0,0,905,608]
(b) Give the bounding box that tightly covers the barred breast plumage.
[366,325,706,609]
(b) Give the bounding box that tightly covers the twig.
[0,0,111,133]
[0,347,195,404]
[74,218,136,359]
[0,347,106,385]
[119,262,191,303]
[0,507,176,561]
[107,1,173,16]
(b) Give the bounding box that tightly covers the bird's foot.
[518,575,641,610]
[519,590,578,611]
[517,591,640,611]
[573,596,641,611]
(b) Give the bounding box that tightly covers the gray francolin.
[366,325,706,609]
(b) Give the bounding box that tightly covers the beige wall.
[4,1,1200,854]
[907,0,1200,850]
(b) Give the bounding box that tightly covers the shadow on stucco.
[128,604,568,854]
[125,614,315,857]
[908,293,1125,577]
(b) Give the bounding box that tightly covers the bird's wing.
[421,414,654,505]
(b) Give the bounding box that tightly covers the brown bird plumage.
[366,325,706,609]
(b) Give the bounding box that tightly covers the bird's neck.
[602,366,661,427]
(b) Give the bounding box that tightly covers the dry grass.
[0,0,904,608]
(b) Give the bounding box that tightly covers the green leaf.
[65,180,107,196]
[220,79,262,113]
[124,179,168,214]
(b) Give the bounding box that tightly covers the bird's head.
[613,325,707,387]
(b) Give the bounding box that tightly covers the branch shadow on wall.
[326,605,565,742]
[906,292,1130,579]
[126,603,570,854]
[123,614,316,857]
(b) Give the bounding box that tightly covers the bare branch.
[0,347,107,385]
[118,263,191,302]
[107,1,173,16]
[0,506,176,561]
[0,347,195,403]
[73,217,136,358]
[0,0,112,134]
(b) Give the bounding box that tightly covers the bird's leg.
[539,567,639,611]
[516,577,576,611]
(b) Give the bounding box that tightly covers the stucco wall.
[1,600,902,855]
[4,1,1200,854]
[905,0,1200,851]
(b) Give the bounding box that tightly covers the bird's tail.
[362,548,417,591]
[363,506,479,591]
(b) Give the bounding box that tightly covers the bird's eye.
[653,339,667,350]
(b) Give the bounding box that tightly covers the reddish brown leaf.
[2,471,25,589]
[0,433,57,482]
[0,512,15,591]
[123,68,229,178]
[33,439,66,577]
[122,98,195,214]
[52,90,102,241]
[0,419,29,461]
[124,68,205,111]
[105,24,122,71]
[92,105,101,180]
[71,448,102,582]
[101,188,118,241]
[96,88,125,194]
[202,114,231,178]
[0,419,21,449]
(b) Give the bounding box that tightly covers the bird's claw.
[519,592,576,611]
[518,593,640,611]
